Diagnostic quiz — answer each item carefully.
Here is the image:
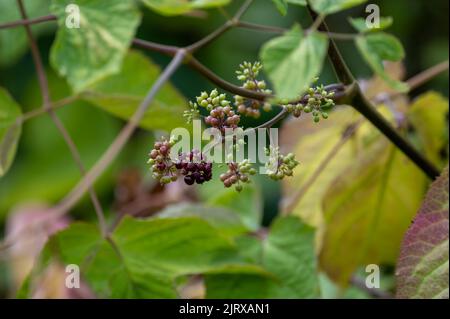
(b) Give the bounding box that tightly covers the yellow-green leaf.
[320,140,426,284]
[82,51,188,132]
[281,107,360,227]
[0,87,22,177]
[408,92,449,169]
[141,0,231,16]
[310,0,367,15]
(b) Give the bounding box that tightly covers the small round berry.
[150,150,158,159]
[159,145,169,156]
[184,176,195,185]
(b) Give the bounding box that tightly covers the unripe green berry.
[161,176,171,184]
[257,81,266,89]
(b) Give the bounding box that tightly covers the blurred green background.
[0,0,448,297]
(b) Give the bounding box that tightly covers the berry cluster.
[176,150,212,185]
[148,137,178,185]
[220,160,256,192]
[265,147,300,181]
[283,83,335,123]
[190,89,241,134]
[234,62,272,118]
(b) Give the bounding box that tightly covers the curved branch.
[307,5,440,179]
[407,60,449,90]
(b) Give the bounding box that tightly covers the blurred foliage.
[0,0,448,299]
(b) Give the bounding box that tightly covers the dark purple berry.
[184,175,195,185]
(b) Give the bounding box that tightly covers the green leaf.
[396,167,449,299]
[355,33,409,92]
[263,216,320,298]
[271,0,288,16]
[50,0,141,92]
[82,50,188,132]
[0,0,53,67]
[349,17,393,33]
[205,216,320,298]
[0,88,22,177]
[198,166,262,232]
[319,140,427,284]
[158,203,248,236]
[408,92,449,169]
[141,0,231,16]
[40,216,251,298]
[309,0,367,15]
[260,25,328,100]
[206,273,274,298]
[287,0,307,5]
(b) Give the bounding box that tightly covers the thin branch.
[407,60,449,91]
[325,32,358,41]
[185,0,254,53]
[187,55,269,100]
[255,109,288,129]
[132,38,178,56]
[308,13,325,33]
[373,60,450,105]
[53,50,186,222]
[237,21,286,33]
[307,5,440,179]
[0,14,56,29]
[21,95,80,121]
[16,0,107,235]
[233,0,254,21]
[185,20,234,53]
